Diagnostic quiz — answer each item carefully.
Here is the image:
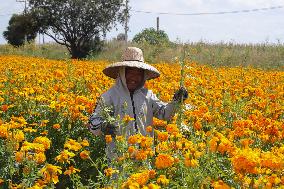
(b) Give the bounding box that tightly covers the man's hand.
[173,87,188,102]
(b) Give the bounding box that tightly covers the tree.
[3,13,39,46]
[28,0,126,59]
[132,28,170,45]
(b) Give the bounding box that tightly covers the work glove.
[173,87,188,102]
[101,123,118,137]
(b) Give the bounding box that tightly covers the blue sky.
[1,0,284,44]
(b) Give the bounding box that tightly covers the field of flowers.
[0,55,283,189]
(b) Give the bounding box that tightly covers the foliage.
[0,55,283,188]
[132,28,170,46]
[3,13,40,47]
[28,0,126,59]
[1,41,283,70]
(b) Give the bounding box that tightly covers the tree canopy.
[132,28,170,46]
[28,0,126,58]
[3,13,39,46]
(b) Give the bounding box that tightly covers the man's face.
[125,67,144,92]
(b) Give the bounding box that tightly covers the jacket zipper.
[130,92,138,133]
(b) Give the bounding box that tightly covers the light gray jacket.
[89,67,176,137]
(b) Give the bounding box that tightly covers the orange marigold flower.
[155,153,174,169]
[146,126,153,133]
[15,151,24,163]
[156,131,169,142]
[128,134,141,145]
[105,135,112,144]
[64,166,80,176]
[80,150,90,160]
[149,169,156,179]
[128,146,136,154]
[52,124,61,130]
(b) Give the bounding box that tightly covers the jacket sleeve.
[150,91,177,121]
[88,93,112,135]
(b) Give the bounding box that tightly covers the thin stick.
[176,45,187,128]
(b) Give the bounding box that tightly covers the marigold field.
[0,55,283,189]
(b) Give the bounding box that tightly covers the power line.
[131,5,284,16]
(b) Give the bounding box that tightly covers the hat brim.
[103,61,160,80]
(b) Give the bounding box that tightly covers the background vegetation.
[0,40,283,70]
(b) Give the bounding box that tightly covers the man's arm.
[151,87,189,121]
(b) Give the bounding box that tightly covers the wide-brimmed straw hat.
[103,47,160,80]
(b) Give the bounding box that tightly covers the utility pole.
[156,17,159,31]
[124,0,129,45]
[16,0,27,14]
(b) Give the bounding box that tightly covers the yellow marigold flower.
[55,150,75,164]
[104,167,118,177]
[140,136,153,148]
[146,126,153,133]
[0,125,8,138]
[231,148,260,174]
[64,166,81,176]
[147,183,161,189]
[52,124,61,130]
[23,127,37,133]
[33,136,51,150]
[116,135,124,142]
[40,164,62,184]
[211,180,230,189]
[129,170,150,186]
[156,131,169,142]
[155,154,174,169]
[184,157,199,168]
[209,137,219,152]
[123,115,135,124]
[166,124,179,134]
[14,130,25,142]
[80,150,90,160]
[105,135,112,144]
[64,139,82,151]
[81,139,89,147]
[34,152,46,164]
[157,175,169,186]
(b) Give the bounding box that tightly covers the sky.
[1,0,284,44]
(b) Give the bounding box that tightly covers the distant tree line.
[3,0,170,59]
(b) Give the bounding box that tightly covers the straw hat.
[103,47,160,80]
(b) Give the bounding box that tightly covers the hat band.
[123,59,144,62]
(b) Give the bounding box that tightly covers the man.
[88,47,188,138]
